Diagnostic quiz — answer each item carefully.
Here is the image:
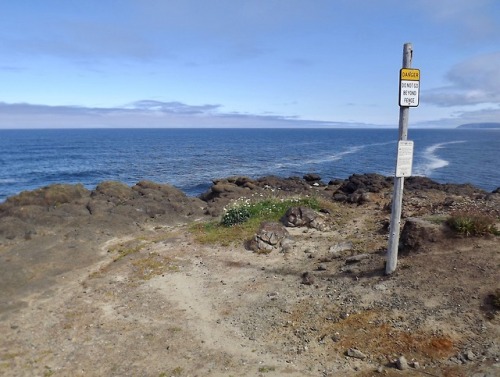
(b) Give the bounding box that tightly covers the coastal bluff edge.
[0,174,499,377]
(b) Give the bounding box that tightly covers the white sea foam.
[275,141,397,169]
[304,145,365,164]
[414,141,465,176]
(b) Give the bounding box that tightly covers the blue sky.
[1,0,499,128]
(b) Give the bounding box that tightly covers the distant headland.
[457,122,500,129]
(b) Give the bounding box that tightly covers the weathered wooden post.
[386,43,420,275]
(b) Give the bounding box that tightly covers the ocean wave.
[413,141,465,176]
[0,178,18,184]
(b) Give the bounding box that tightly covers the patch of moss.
[258,366,276,373]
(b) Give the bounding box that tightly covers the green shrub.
[220,197,320,227]
[447,211,498,237]
[221,206,251,227]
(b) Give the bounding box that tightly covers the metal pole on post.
[386,43,413,275]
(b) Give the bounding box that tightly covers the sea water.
[0,128,498,201]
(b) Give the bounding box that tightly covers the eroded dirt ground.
[1,187,499,377]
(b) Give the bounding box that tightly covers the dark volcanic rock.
[303,173,321,183]
[199,176,258,216]
[405,176,488,197]
[337,173,393,194]
[255,176,315,193]
[281,206,327,231]
[2,183,90,208]
[0,181,206,242]
[399,217,443,253]
[199,176,255,200]
[333,174,392,204]
[282,206,318,227]
[88,180,204,220]
[199,175,328,217]
[247,222,290,254]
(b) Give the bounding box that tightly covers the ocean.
[0,128,499,202]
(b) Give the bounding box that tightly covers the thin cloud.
[127,100,221,115]
[422,52,500,107]
[453,106,500,123]
[0,100,362,129]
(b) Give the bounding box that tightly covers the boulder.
[282,206,327,231]
[248,222,290,254]
[399,217,443,253]
[303,173,321,183]
[199,177,257,216]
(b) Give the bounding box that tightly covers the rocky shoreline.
[1,174,499,376]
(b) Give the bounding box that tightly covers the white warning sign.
[395,140,414,177]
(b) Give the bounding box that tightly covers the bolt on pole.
[386,43,413,275]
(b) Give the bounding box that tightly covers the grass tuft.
[447,210,498,237]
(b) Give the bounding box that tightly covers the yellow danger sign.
[399,68,420,107]
[400,68,420,81]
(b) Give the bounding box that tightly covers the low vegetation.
[131,253,178,280]
[191,196,322,245]
[221,196,321,227]
[111,240,146,261]
[447,210,499,237]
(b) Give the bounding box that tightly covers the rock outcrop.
[0,181,206,243]
[333,173,392,204]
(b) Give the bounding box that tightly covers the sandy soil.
[1,188,499,377]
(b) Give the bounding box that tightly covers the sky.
[0,0,499,129]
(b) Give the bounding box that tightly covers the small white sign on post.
[395,140,414,177]
[399,68,420,107]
